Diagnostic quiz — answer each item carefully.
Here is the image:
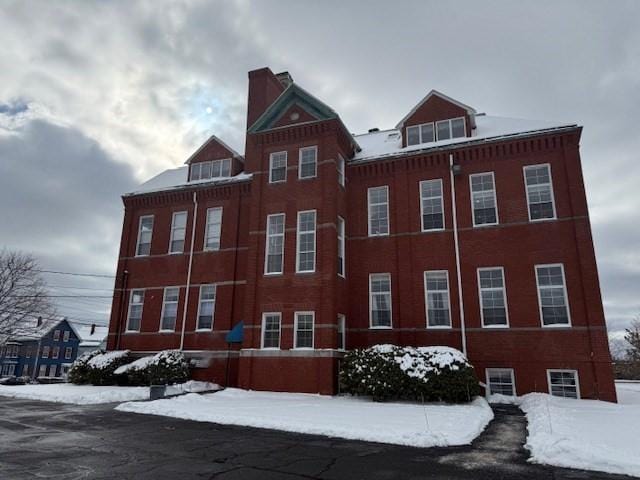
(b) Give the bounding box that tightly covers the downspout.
[179,191,198,351]
[449,153,468,357]
[115,269,128,350]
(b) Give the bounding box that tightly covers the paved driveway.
[0,397,633,479]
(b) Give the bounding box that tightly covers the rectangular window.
[337,154,345,187]
[160,287,179,331]
[294,312,315,349]
[436,117,466,141]
[368,186,389,236]
[299,146,317,179]
[425,271,451,328]
[265,213,285,275]
[53,330,60,341]
[63,331,70,342]
[39,365,47,377]
[64,347,73,360]
[337,314,346,350]
[548,369,580,399]
[261,313,281,349]
[204,207,223,251]
[269,151,287,183]
[126,289,144,332]
[478,267,508,327]
[42,346,50,358]
[536,264,570,326]
[296,210,316,273]
[136,215,154,256]
[370,273,392,328]
[420,179,444,231]
[169,211,188,253]
[406,122,435,146]
[470,172,498,226]
[337,216,345,277]
[524,164,556,221]
[22,364,29,376]
[191,159,232,181]
[486,368,516,396]
[52,346,60,359]
[196,285,216,330]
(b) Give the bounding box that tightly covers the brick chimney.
[246,67,286,130]
[37,316,42,327]
[91,323,96,335]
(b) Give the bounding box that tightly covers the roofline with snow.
[123,173,253,199]
[184,134,244,165]
[395,89,478,129]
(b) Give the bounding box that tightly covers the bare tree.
[0,249,56,341]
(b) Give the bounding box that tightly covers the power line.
[8,295,114,299]
[35,269,115,279]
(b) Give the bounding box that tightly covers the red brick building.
[107,67,616,401]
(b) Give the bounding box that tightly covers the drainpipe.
[449,154,468,357]
[179,191,198,351]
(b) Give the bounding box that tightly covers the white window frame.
[52,346,60,360]
[196,284,217,331]
[264,213,286,275]
[293,311,315,350]
[53,330,60,341]
[535,263,571,327]
[337,216,346,277]
[337,314,346,350]
[64,347,73,360]
[204,207,223,251]
[190,159,232,181]
[126,289,144,332]
[523,163,557,222]
[63,330,70,342]
[337,154,345,187]
[424,270,452,329]
[135,215,154,257]
[420,179,445,232]
[42,346,50,358]
[296,210,316,273]
[477,267,509,328]
[547,369,580,399]
[406,122,435,146]
[470,172,499,227]
[168,211,188,254]
[269,151,287,183]
[261,312,282,349]
[369,273,393,329]
[159,287,180,332]
[435,117,466,141]
[367,185,390,237]
[486,368,516,397]
[298,145,318,179]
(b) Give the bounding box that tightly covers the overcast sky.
[0,1,638,337]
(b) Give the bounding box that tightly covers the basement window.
[547,369,580,399]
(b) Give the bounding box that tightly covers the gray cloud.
[0,0,638,334]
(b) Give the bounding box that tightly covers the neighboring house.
[73,323,108,356]
[0,318,80,379]
[106,67,616,401]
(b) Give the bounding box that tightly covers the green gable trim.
[248,84,338,133]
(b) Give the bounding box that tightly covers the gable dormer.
[396,90,476,148]
[185,135,244,181]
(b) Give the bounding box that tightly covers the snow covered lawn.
[0,381,217,405]
[518,383,640,477]
[116,388,493,448]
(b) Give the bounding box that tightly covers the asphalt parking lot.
[0,397,633,479]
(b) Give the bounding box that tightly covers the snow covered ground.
[117,388,494,448]
[0,380,217,405]
[518,382,640,477]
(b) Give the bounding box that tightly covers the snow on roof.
[395,90,477,129]
[11,317,67,341]
[72,323,108,347]
[352,115,578,163]
[126,167,253,196]
[183,134,244,165]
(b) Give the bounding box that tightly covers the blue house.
[0,318,81,379]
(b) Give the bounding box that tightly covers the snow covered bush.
[114,350,190,386]
[86,350,131,386]
[340,345,480,403]
[68,349,104,384]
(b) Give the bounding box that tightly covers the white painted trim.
[424,270,452,329]
[436,117,467,141]
[419,178,445,232]
[369,273,393,329]
[293,311,315,350]
[195,284,216,331]
[395,89,476,129]
[485,368,516,397]
[135,215,154,257]
[264,213,286,275]
[269,151,288,183]
[469,172,499,227]
[261,312,282,349]
[477,267,510,328]
[298,145,318,179]
[523,163,557,222]
[184,134,243,165]
[535,263,572,327]
[168,210,188,254]
[367,185,390,237]
[547,369,580,399]
[159,286,180,332]
[203,206,223,251]
[406,122,435,146]
[295,210,316,273]
[126,289,144,332]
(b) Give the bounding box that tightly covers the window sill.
[541,323,572,328]
[528,217,557,223]
[195,328,214,333]
[367,233,390,238]
[158,330,176,334]
[264,272,284,277]
[202,248,221,253]
[369,326,392,330]
[482,324,510,329]
[296,270,316,275]
[426,325,453,330]
[167,251,183,255]
[260,347,281,351]
[292,347,314,351]
[472,222,499,228]
[421,228,445,234]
